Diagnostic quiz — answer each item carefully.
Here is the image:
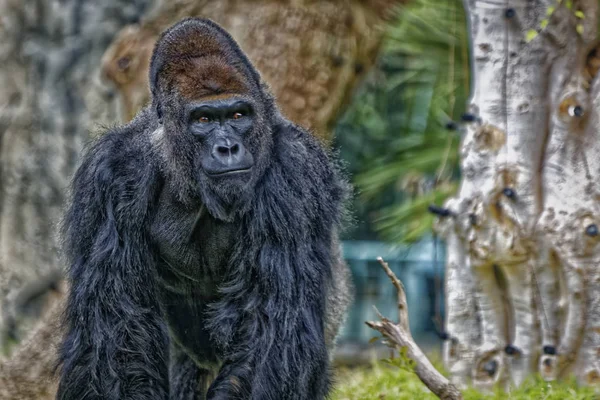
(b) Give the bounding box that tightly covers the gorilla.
[57,18,352,400]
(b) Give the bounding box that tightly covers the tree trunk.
[0,0,153,354]
[438,0,600,389]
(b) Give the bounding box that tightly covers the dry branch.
[366,257,463,400]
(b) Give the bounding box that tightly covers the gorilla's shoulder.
[98,107,154,147]
[89,110,156,164]
[271,119,347,209]
[273,120,332,170]
[77,109,159,191]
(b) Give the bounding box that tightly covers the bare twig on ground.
[366,257,463,400]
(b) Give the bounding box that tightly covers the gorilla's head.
[148,18,278,221]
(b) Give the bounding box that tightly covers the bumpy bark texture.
[0,0,153,354]
[0,291,63,400]
[437,0,600,390]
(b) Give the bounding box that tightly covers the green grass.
[332,361,598,400]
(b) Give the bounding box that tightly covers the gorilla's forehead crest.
[170,55,249,100]
[149,17,261,100]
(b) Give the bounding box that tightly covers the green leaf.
[576,24,584,35]
[373,183,458,243]
[546,6,555,15]
[540,19,548,29]
[526,29,539,42]
[575,10,585,19]
[368,336,381,344]
[566,0,573,9]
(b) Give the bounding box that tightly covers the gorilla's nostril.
[217,146,230,155]
[230,144,239,155]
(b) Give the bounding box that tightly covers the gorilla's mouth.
[205,167,252,177]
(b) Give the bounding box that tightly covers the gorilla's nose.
[211,138,245,166]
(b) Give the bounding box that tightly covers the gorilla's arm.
[206,123,347,400]
[57,126,169,400]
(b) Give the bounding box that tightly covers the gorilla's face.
[159,88,272,220]
[188,97,255,174]
[151,26,274,220]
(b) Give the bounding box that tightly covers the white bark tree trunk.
[438,0,600,389]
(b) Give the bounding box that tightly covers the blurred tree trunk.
[437,0,600,390]
[0,0,403,397]
[0,0,152,354]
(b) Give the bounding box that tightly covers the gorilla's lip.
[205,167,253,177]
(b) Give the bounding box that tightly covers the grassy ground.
[332,359,598,400]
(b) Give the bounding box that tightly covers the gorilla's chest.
[150,193,236,291]
[149,193,237,364]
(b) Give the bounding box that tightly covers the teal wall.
[338,238,445,346]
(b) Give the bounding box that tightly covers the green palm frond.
[374,183,458,243]
[335,0,469,242]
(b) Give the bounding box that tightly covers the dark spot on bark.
[428,205,452,217]
[569,105,584,117]
[331,55,345,67]
[483,359,498,376]
[478,43,491,52]
[353,63,363,74]
[586,224,598,237]
[504,344,520,356]
[517,102,530,113]
[461,113,477,122]
[117,56,131,71]
[503,187,515,199]
[469,213,477,226]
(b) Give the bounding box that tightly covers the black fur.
[58,18,350,400]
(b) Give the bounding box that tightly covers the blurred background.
[0,0,469,376]
[334,0,468,357]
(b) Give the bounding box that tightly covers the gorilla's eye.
[198,115,210,123]
[232,112,243,120]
